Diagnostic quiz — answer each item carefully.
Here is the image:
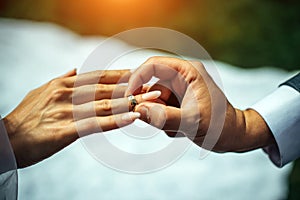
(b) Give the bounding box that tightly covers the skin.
[3,69,159,168]
[126,56,276,153]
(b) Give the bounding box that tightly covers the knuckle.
[50,88,62,99]
[98,70,106,79]
[146,56,161,64]
[97,84,107,93]
[62,77,74,87]
[48,78,63,87]
[98,99,111,112]
[190,60,203,67]
[50,87,71,101]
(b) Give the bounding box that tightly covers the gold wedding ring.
[127,95,138,110]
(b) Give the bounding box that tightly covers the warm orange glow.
[55,0,185,35]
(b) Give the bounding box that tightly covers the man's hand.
[3,69,160,168]
[126,56,275,153]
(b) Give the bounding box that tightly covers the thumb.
[135,102,184,137]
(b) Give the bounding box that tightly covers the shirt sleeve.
[250,85,300,167]
[0,116,18,200]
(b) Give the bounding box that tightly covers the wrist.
[224,108,275,153]
[215,105,247,152]
[242,109,275,151]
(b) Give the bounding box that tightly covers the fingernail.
[142,90,161,101]
[121,112,141,122]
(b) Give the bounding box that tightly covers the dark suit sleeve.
[280,72,300,92]
[0,116,18,200]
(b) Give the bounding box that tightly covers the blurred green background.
[0,0,299,70]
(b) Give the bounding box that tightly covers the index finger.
[67,69,131,87]
[125,57,184,96]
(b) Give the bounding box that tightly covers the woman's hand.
[126,56,275,153]
[4,69,161,168]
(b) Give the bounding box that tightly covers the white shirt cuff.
[250,86,300,167]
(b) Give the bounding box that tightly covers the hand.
[126,56,275,153]
[3,69,161,168]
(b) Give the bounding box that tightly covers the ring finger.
[73,90,161,120]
